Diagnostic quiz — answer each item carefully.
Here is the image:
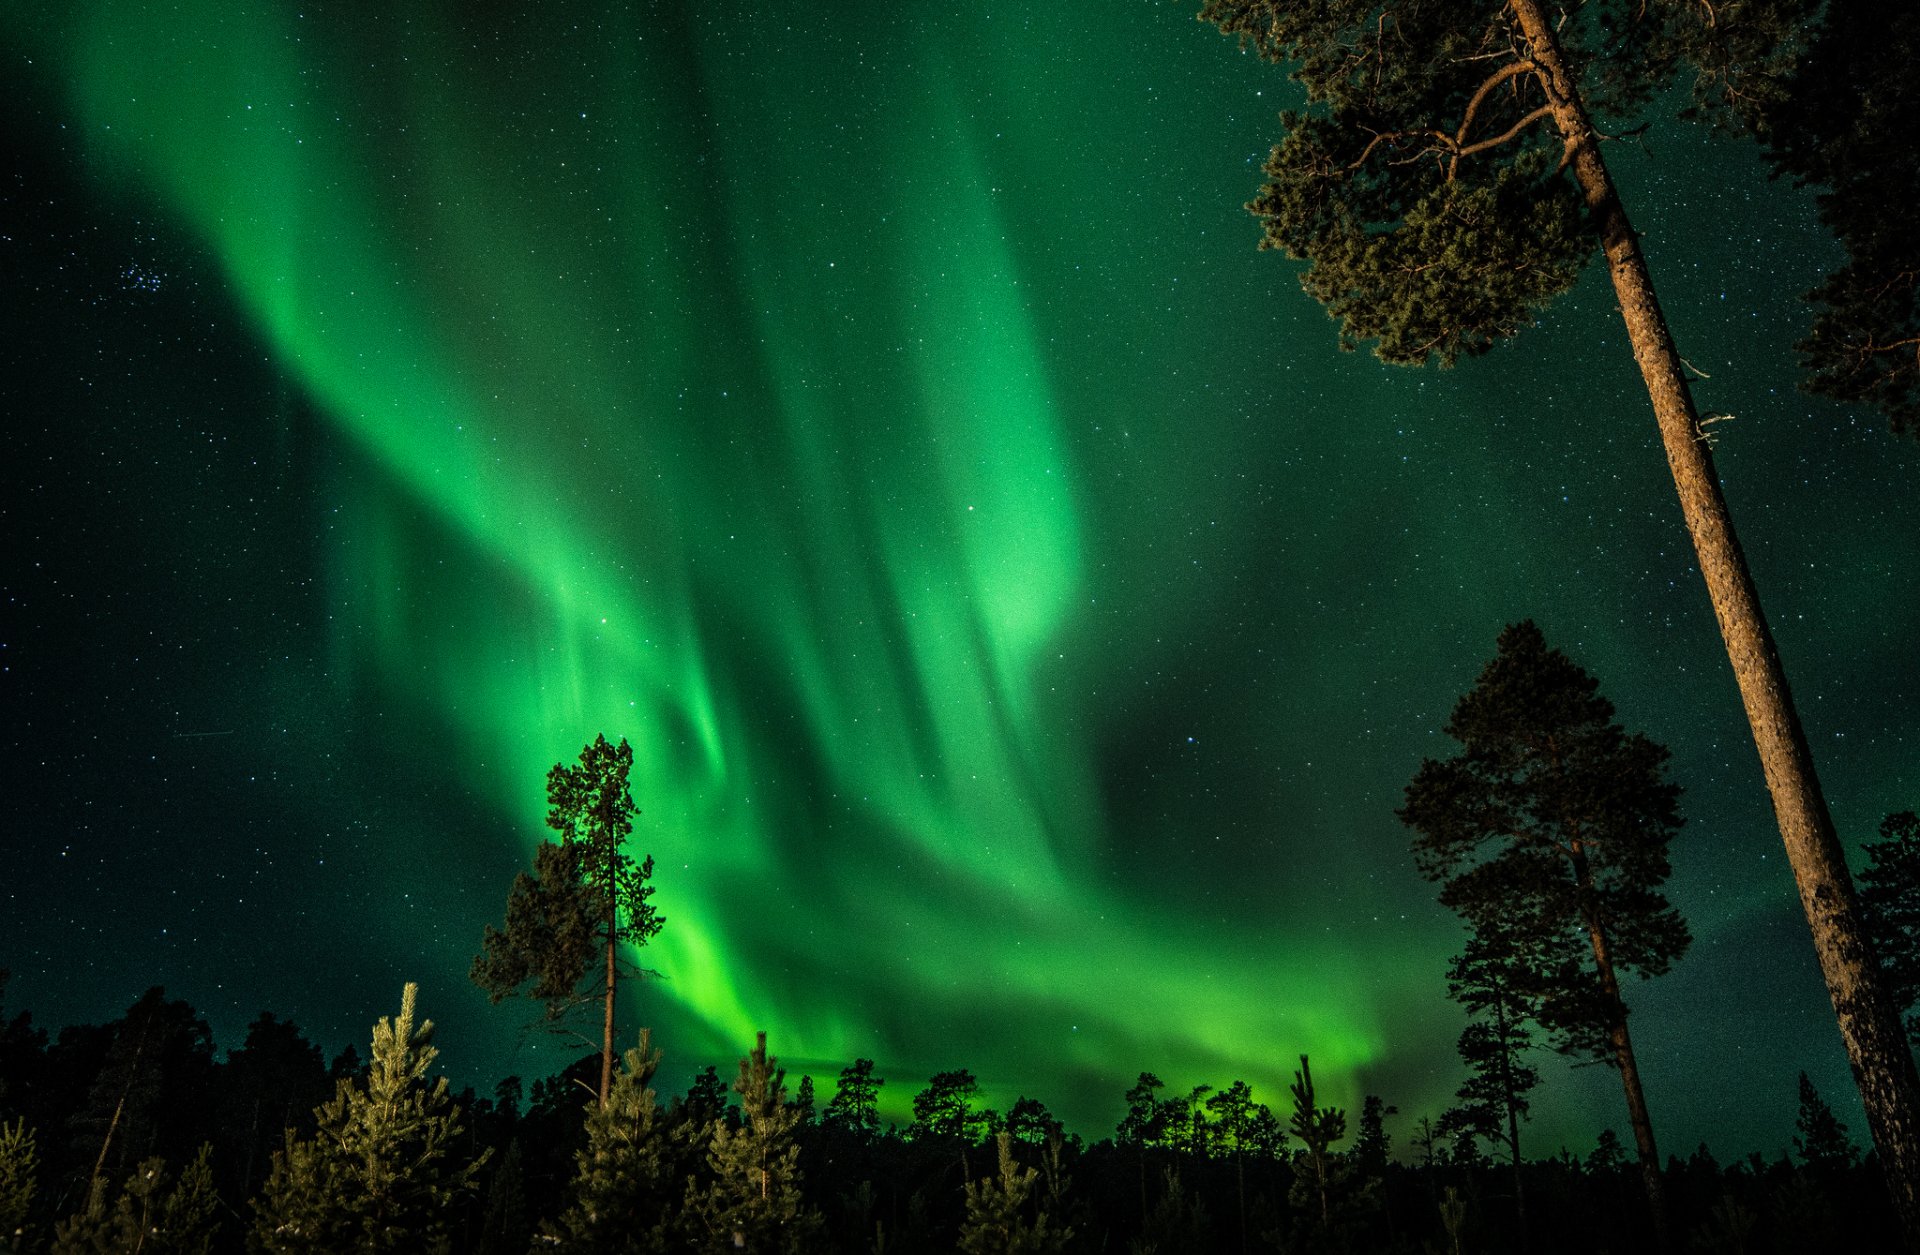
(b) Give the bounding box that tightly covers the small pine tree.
[1587,1129,1626,1174]
[1287,1056,1347,1234]
[543,1032,674,1255]
[958,1131,1071,1255]
[683,1033,822,1254]
[1793,1072,1860,1173]
[161,1145,220,1255]
[0,1119,38,1254]
[249,984,488,1254]
[53,1147,219,1255]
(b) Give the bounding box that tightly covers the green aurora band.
[16,0,1399,1114]
[11,0,1917,1144]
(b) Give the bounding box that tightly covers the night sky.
[3,1,1915,1158]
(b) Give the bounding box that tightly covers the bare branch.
[1455,59,1538,151]
[1452,106,1554,168]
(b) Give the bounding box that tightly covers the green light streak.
[19,0,1416,1121]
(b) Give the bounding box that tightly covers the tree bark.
[1509,2,1920,1245]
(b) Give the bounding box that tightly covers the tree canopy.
[472,734,665,1108]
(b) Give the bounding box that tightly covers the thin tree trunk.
[1575,879,1670,1250]
[1494,990,1528,1246]
[601,911,616,1110]
[1508,2,1920,1246]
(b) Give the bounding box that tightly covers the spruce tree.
[1197,5,1920,1231]
[1793,1072,1860,1173]
[1401,621,1686,1238]
[957,1131,1072,1255]
[249,984,487,1254]
[542,1031,675,1255]
[472,734,665,1108]
[683,1033,821,1255]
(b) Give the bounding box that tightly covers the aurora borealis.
[4,0,1916,1157]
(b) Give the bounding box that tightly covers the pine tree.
[472,734,665,1108]
[52,1147,219,1255]
[1441,917,1540,1237]
[957,1131,1072,1255]
[543,1031,674,1255]
[70,989,214,1191]
[1117,1072,1170,1232]
[822,1058,884,1141]
[1756,6,1920,438]
[1858,812,1920,1041]
[1401,621,1686,1238]
[1206,1081,1265,1255]
[1197,5,1920,1234]
[1287,1056,1347,1236]
[683,1033,822,1255]
[910,1069,986,1144]
[1587,1128,1626,1175]
[249,984,487,1254]
[1793,1072,1859,1173]
[0,1119,37,1255]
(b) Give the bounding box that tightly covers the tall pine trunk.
[600,838,618,1109]
[1509,2,1920,1245]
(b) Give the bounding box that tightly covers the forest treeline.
[3,626,1919,1253]
[0,972,1901,1254]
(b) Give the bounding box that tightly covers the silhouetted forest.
[0,972,1903,1254]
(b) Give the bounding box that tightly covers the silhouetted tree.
[1401,621,1686,1238]
[680,1066,731,1130]
[1859,811,1920,1042]
[822,1059,884,1142]
[475,1140,530,1255]
[1587,1128,1626,1175]
[472,734,664,1108]
[1117,1072,1170,1228]
[1206,1081,1265,1255]
[911,1070,985,1145]
[1441,917,1539,1237]
[1197,5,1920,1230]
[1794,1072,1859,1174]
[0,974,47,1125]
[1757,5,1920,438]
[1005,1098,1064,1149]
[1287,1055,1345,1237]
[249,984,487,1253]
[69,989,213,1191]
[216,1012,329,1199]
